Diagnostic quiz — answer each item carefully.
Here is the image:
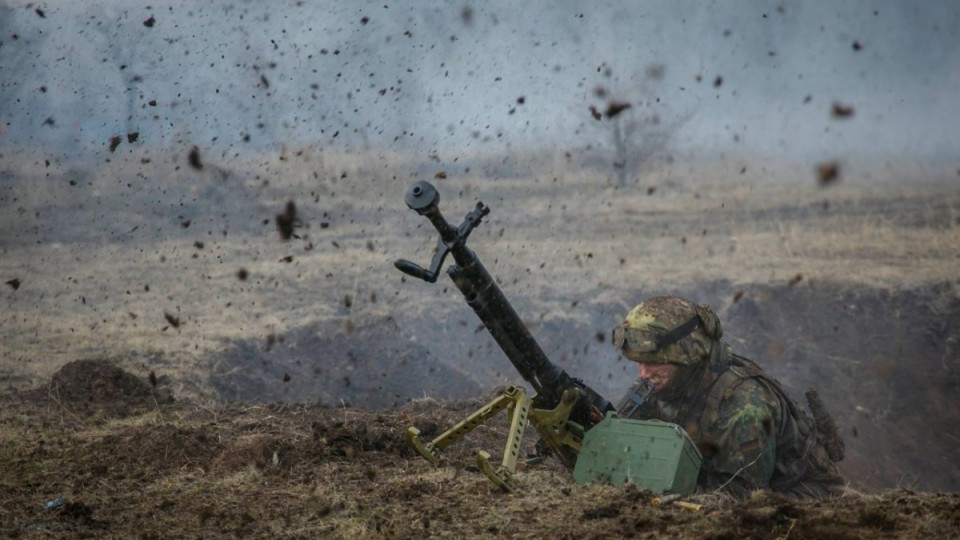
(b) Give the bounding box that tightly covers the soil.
[1,362,958,539]
[43,358,173,420]
[1,149,958,537]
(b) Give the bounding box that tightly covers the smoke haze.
[2,0,958,162]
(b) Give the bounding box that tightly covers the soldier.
[612,295,846,498]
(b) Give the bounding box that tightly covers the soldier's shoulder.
[720,375,779,411]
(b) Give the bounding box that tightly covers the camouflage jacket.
[619,343,845,498]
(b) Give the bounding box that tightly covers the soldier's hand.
[590,405,604,425]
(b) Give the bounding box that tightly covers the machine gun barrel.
[394,180,613,429]
[447,256,561,399]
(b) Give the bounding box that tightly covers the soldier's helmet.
[612,295,722,365]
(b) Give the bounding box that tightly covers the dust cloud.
[2,1,958,161]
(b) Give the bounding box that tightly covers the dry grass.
[2,148,958,387]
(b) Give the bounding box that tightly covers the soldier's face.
[636,362,679,392]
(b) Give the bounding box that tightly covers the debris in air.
[188,146,203,170]
[276,201,297,240]
[164,312,181,328]
[604,102,631,118]
[816,161,840,186]
[831,102,854,119]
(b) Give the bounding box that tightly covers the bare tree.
[585,65,691,186]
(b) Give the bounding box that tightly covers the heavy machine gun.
[394,180,615,492]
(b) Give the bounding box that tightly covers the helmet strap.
[657,315,701,349]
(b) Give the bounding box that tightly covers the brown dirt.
[1,361,958,539]
[41,358,172,420]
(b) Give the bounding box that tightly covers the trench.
[210,279,959,492]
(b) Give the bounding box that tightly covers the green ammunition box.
[573,412,703,495]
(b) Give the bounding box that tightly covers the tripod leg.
[406,386,521,465]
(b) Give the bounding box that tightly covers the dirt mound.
[46,359,168,419]
[1,388,957,539]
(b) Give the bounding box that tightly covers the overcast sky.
[2,0,959,162]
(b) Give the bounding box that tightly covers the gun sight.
[393,180,488,283]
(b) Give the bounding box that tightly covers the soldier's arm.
[703,379,779,497]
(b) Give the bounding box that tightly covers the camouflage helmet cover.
[613,295,722,365]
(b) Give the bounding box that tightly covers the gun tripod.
[406,385,584,493]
